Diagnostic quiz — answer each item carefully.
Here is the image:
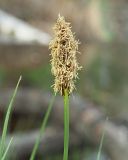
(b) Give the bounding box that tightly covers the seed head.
[49,15,82,96]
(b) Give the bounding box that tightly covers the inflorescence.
[49,15,82,96]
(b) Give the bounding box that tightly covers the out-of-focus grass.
[1,137,13,160]
[30,94,56,160]
[0,76,21,159]
[96,118,107,160]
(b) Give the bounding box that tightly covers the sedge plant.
[0,76,22,160]
[49,15,82,160]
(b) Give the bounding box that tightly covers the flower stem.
[63,90,69,160]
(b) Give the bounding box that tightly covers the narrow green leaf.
[97,117,108,160]
[30,94,56,160]
[1,137,13,160]
[0,76,22,158]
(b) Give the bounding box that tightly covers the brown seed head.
[49,15,82,96]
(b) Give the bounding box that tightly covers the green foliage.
[1,137,13,160]
[30,94,56,160]
[0,76,22,159]
[96,126,105,160]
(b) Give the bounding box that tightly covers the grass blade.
[0,76,22,158]
[30,94,56,160]
[1,137,13,160]
[96,118,108,160]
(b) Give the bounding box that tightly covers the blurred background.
[0,0,128,159]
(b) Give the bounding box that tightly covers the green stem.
[63,90,69,160]
[30,94,56,160]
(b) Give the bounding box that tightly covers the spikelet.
[49,15,82,96]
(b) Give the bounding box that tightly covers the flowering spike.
[49,15,82,96]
